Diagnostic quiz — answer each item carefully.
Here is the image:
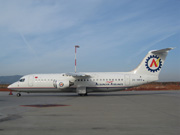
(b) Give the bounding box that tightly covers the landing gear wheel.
[16,93,21,97]
[78,93,88,96]
[76,87,87,96]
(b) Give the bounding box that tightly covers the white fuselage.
[8,72,157,93]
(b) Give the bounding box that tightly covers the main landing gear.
[16,93,21,97]
[78,93,88,96]
[77,87,87,96]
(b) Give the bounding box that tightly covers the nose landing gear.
[16,93,21,97]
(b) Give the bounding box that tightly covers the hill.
[126,82,180,91]
[0,75,22,84]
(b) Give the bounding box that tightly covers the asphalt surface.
[0,91,180,135]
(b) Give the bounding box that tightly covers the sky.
[0,0,179,81]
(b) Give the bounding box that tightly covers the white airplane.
[8,48,173,96]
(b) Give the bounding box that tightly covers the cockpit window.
[19,78,25,82]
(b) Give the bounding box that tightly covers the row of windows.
[34,78,124,82]
[22,78,144,83]
[76,79,123,82]
[96,83,123,86]
[21,78,144,83]
[35,79,54,82]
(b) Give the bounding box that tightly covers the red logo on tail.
[150,59,158,67]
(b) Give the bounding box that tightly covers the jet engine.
[53,80,74,89]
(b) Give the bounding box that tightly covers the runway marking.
[0,115,21,123]
[20,104,70,108]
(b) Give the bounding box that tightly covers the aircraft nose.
[7,84,12,89]
[7,82,18,90]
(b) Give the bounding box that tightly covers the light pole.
[75,45,80,73]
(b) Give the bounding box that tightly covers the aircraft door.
[28,76,34,86]
[124,75,130,86]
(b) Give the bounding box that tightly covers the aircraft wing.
[65,72,90,77]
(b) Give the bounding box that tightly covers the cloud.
[134,32,177,57]
[0,0,102,35]
[19,32,37,57]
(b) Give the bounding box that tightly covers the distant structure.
[75,45,80,73]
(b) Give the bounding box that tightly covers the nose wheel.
[16,93,21,97]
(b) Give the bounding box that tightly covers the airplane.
[8,47,174,97]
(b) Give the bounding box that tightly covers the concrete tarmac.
[0,91,180,135]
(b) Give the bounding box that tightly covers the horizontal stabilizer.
[150,48,174,54]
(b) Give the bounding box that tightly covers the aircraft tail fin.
[132,48,174,77]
